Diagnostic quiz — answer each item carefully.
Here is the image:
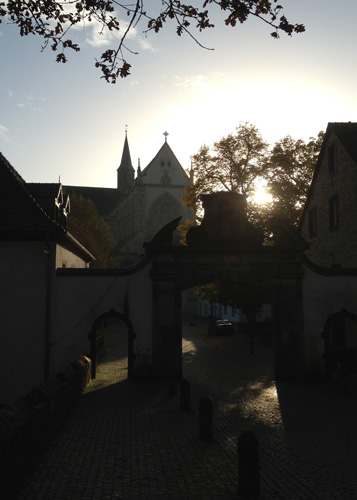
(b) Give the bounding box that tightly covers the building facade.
[0,153,94,402]
[300,122,357,268]
[299,123,357,373]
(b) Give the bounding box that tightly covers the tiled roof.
[63,185,120,216]
[329,122,357,164]
[26,183,63,220]
[0,153,58,238]
[0,153,94,262]
[26,182,62,198]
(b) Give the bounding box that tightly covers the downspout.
[44,232,52,382]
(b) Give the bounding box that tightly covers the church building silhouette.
[64,131,193,266]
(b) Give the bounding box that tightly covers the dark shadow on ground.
[182,318,357,499]
[275,376,357,498]
[17,318,357,499]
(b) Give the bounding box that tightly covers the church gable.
[141,142,189,187]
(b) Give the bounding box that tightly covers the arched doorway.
[322,309,357,378]
[89,310,135,380]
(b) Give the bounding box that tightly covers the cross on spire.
[163,131,169,142]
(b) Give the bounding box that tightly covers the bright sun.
[253,188,272,205]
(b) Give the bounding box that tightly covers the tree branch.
[1,1,305,82]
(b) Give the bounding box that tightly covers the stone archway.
[322,309,357,378]
[146,192,308,381]
[89,309,135,379]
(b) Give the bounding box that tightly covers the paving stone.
[16,320,357,499]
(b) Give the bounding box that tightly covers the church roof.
[63,185,120,217]
[141,141,188,178]
[117,132,134,172]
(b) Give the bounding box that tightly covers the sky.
[1,0,357,188]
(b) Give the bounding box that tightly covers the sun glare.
[253,187,272,205]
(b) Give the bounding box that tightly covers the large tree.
[264,132,324,225]
[186,127,323,321]
[183,125,323,231]
[183,121,269,221]
[1,1,305,82]
[67,194,117,268]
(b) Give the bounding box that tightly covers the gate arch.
[147,192,308,381]
[89,309,135,379]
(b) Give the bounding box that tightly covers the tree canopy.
[264,132,324,225]
[184,124,323,318]
[1,1,305,82]
[184,122,269,216]
[66,194,117,268]
[183,122,323,230]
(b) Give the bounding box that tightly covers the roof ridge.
[0,152,66,233]
[0,152,26,185]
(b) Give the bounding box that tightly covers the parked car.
[208,319,234,335]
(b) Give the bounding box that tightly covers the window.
[328,143,336,174]
[161,171,171,185]
[329,195,339,230]
[308,208,317,237]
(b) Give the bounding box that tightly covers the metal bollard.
[199,396,213,440]
[180,378,191,411]
[238,430,260,498]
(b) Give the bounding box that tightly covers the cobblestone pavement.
[17,320,357,499]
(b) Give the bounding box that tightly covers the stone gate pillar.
[268,217,308,380]
[151,273,183,379]
[272,264,306,380]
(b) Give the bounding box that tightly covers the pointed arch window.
[161,171,171,185]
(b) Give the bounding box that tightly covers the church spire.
[117,127,135,193]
